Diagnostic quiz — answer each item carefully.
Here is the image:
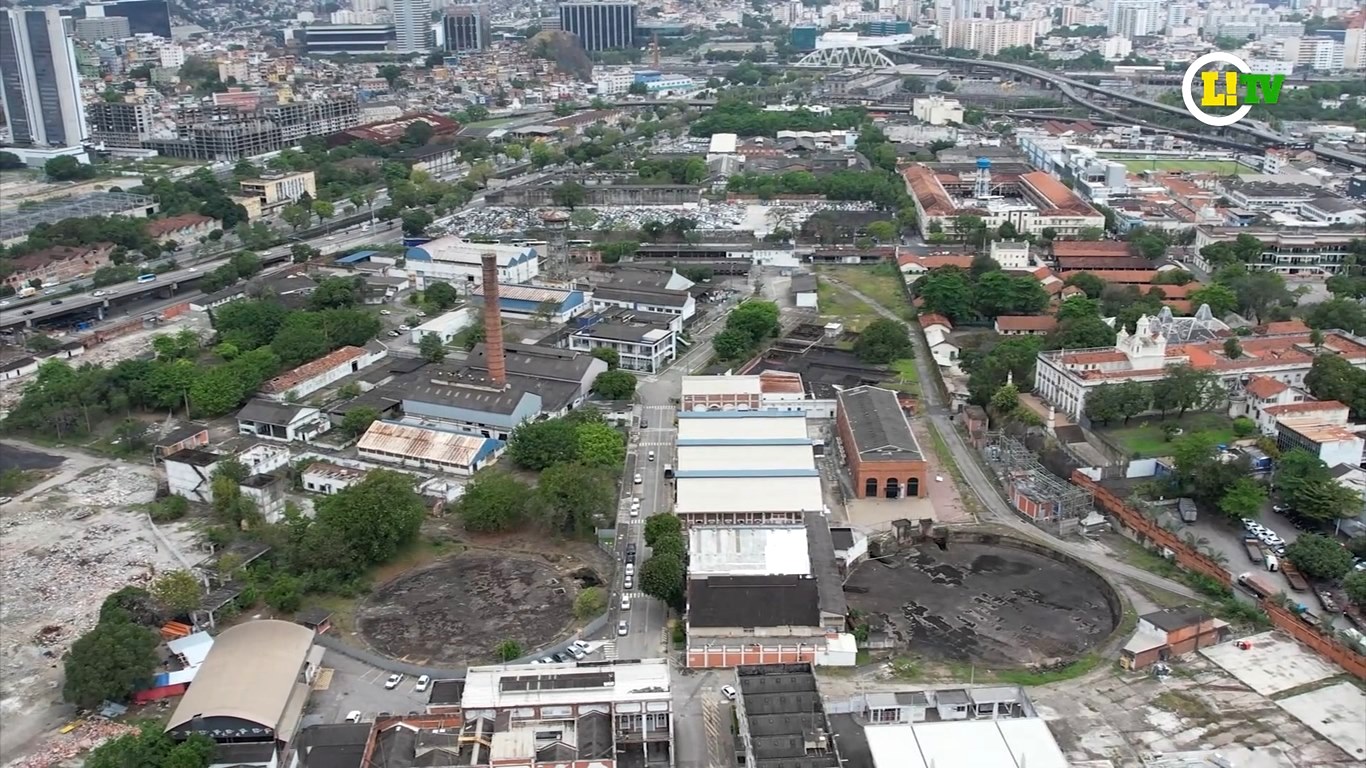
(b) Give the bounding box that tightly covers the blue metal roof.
[677,410,807,419]
[405,246,432,261]
[673,469,821,478]
[335,250,377,264]
[676,438,813,446]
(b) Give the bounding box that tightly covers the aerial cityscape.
[0,0,1365,766]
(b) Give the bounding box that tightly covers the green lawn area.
[1098,156,1243,174]
[816,278,878,331]
[821,265,912,318]
[881,358,920,395]
[1099,412,1238,458]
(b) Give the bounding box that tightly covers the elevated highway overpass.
[894,50,1366,171]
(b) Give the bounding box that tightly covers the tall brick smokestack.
[481,252,507,387]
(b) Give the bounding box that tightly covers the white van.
[1264,552,1279,572]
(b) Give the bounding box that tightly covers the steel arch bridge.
[795,46,895,68]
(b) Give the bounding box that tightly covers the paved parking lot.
[308,650,429,724]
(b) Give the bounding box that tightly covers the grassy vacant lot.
[1099,412,1237,458]
[816,278,878,331]
[820,265,912,318]
[1098,156,1243,174]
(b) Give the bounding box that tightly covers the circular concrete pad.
[358,550,575,666]
[845,539,1119,666]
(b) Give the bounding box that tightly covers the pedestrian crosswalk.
[601,641,618,661]
[621,590,649,601]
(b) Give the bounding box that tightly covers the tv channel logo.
[1181,52,1284,128]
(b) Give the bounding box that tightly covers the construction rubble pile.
[13,719,139,768]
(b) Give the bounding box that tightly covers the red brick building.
[835,385,929,499]
[1121,608,1229,670]
[4,243,114,290]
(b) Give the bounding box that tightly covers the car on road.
[42,288,56,295]
[571,640,590,653]
[388,330,401,337]
[648,450,655,461]
[620,595,631,610]
[398,324,410,331]
[384,673,403,689]
[630,505,639,518]
[49,299,62,305]
[21,309,34,315]
[0,300,10,307]
[346,710,363,723]
[380,310,392,315]
[625,563,635,576]
[623,575,633,590]
[721,685,737,700]
[91,290,107,297]
[415,675,431,692]
[617,620,628,636]
[568,645,586,659]
[552,652,568,662]
[539,656,554,664]
[0,497,12,505]
[633,473,642,485]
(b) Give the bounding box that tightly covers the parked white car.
[384,673,403,689]
[414,675,431,692]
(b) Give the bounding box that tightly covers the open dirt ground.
[357,549,594,667]
[844,541,1118,666]
[0,453,205,763]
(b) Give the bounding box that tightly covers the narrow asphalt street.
[823,276,1199,600]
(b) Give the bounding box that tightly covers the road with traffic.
[0,223,397,331]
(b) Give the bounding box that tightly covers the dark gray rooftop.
[466,342,598,383]
[804,511,847,620]
[790,274,818,294]
[165,448,221,467]
[594,285,690,308]
[837,385,923,462]
[736,664,839,768]
[688,576,820,628]
[237,398,311,425]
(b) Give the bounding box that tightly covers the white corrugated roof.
[676,476,823,514]
[677,414,808,441]
[676,444,814,472]
[688,526,811,577]
[682,375,761,396]
[708,133,738,153]
[357,421,491,468]
[864,720,1067,768]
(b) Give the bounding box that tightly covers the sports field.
[1098,156,1243,174]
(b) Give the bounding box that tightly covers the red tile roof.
[1264,400,1346,416]
[262,346,367,394]
[1019,171,1100,216]
[903,165,955,216]
[918,313,952,330]
[1262,320,1311,335]
[1245,375,1289,400]
[1051,241,1133,258]
[146,213,216,239]
[995,315,1058,333]
[899,253,973,270]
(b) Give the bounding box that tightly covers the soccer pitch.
[1098,156,1243,174]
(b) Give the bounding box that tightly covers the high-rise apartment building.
[1108,0,1165,37]
[1296,36,1345,71]
[392,0,433,52]
[443,3,490,52]
[77,1,171,38]
[86,100,153,148]
[0,8,88,148]
[559,1,637,51]
[944,18,1035,55]
[73,15,130,41]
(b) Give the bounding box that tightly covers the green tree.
[726,300,780,342]
[62,612,159,708]
[1305,354,1366,418]
[852,318,910,364]
[712,328,753,360]
[85,726,215,768]
[494,639,524,661]
[551,181,587,208]
[310,276,363,310]
[865,220,897,243]
[1219,477,1267,520]
[640,553,686,609]
[538,463,615,536]
[401,208,435,237]
[1164,364,1221,417]
[1223,337,1243,359]
[1285,533,1354,581]
[1064,271,1106,299]
[99,586,164,627]
[1053,315,1116,349]
[281,203,313,231]
[507,418,580,470]
[44,155,98,181]
[574,587,607,618]
[342,406,380,437]
[591,369,637,400]
[1171,431,1219,483]
[590,347,620,369]
[151,569,202,614]
[313,470,425,567]
[989,383,1019,417]
[577,422,626,468]
[916,267,975,321]
[265,574,303,613]
[1189,283,1238,317]
[1344,571,1366,609]
[458,470,536,532]
[419,333,447,363]
[424,281,461,311]
[644,513,683,548]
